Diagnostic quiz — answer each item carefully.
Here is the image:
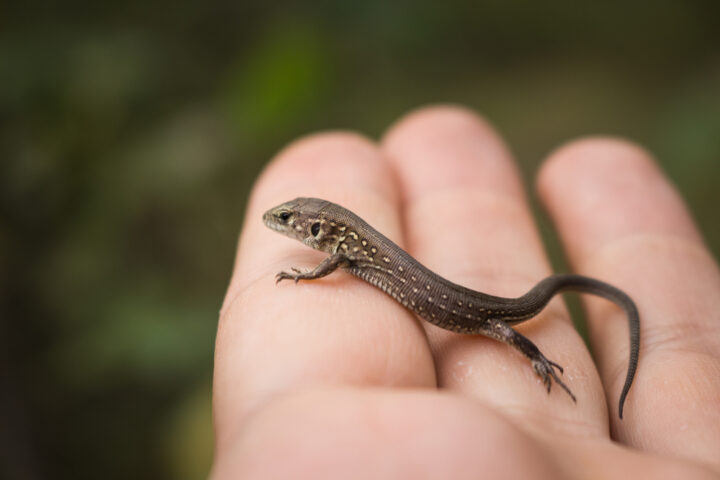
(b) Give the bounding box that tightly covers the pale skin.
[212,106,720,479]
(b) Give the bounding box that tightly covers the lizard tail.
[520,274,640,419]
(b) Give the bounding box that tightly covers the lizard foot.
[531,355,577,403]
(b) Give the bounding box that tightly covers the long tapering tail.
[521,274,640,419]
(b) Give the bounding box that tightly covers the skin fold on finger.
[212,388,566,480]
[214,132,436,450]
[211,387,718,480]
[538,138,720,468]
[381,105,608,434]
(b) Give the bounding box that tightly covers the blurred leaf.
[159,384,213,480]
[48,287,215,388]
[221,22,332,142]
[65,33,156,119]
[655,72,720,185]
[110,107,231,204]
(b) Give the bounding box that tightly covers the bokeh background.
[2,2,719,478]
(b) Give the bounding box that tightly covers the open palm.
[212,106,720,479]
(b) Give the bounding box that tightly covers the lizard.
[263,197,640,419]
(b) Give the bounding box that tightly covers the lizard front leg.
[275,253,352,284]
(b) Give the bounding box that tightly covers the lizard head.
[263,197,344,253]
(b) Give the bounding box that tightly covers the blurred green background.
[1,1,719,478]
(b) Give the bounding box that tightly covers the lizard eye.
[310,222,321,237]
[277,211,292,222]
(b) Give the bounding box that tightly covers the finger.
[212,390,718,480]
[212,389,566,480]
[538,138,720,466]
[382,106,607,432]
[215,133,435,449]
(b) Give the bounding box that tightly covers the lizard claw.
[275,271,295,284]
[532,355,576,403]
[291,267,305,281]
[547,359,564,375]
[276,268,307,284]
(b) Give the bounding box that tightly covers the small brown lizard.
[263,197,640,419]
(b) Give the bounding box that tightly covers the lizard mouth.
[262,212,280,230]
[263,218,284,232]
[262,211,295,235]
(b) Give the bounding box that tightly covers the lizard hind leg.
[482,317,577,403]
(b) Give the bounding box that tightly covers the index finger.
[214,133,435,449]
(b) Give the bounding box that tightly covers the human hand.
[211,106,720,479]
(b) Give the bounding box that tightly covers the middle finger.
[382,106,606,433]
